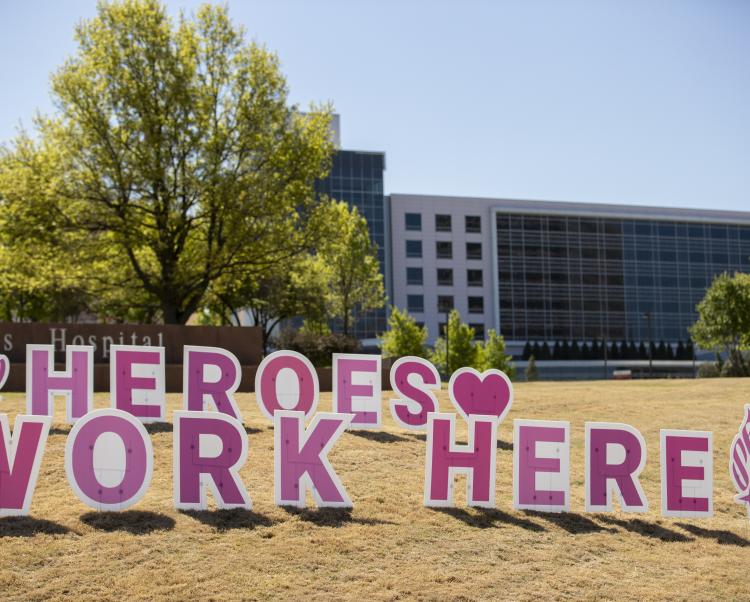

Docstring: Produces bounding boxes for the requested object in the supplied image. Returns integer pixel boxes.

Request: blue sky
[1,0,748,210]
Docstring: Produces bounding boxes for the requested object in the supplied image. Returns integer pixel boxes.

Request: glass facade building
[495,212,750,344]
[390,193,750,358]
[316,149,388,340]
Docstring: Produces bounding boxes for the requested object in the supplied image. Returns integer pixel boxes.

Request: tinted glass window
[405,213,421,231]
[469,323,485,340]
[437,295,454,312]
[435,214,452,232]
[465,215,481,233]
[468,296,484,313]
[406,240,422,258]
[406,267,423,285]
[407,295,424,313]
[467,269,483,287]
[466,242,482,260]
[437,268,453,286]
[436,241,453,259]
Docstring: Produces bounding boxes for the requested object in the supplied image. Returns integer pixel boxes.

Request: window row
[405,213,482,233]
[495,215,750,241]
[406,240,482,260]
[406,295,485,314]
[406,267,483,287]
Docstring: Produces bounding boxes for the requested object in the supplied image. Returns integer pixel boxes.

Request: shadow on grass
[0,516,73,537]
[144,422,172,434]
[81,510,175,534]
[434,507,545,532]
[348,431,410,444]
[180,508,276,531]
[524,511,616,534]
[676,523,750,547]
[406,433,511,450]
[282,506,396,527]
[49,427,72,436]
[244,426,265,435]
[596,516,693,542]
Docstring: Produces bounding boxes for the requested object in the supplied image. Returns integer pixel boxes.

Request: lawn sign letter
[0,344,736,523]
[730,405,750,517]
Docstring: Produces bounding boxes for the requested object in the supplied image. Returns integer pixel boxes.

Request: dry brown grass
[1,379,750,601]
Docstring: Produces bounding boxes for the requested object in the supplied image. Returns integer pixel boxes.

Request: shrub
[430,310,478,375]
[721,355,749,377]
[697,362,720,378]
[525,355,539,381]
[380,306,429,359]
[476,329,515,379]
[274,329,360,367]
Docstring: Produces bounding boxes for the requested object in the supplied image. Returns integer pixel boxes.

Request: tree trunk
[161,302,188,325]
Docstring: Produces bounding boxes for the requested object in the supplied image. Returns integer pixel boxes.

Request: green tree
[476,329,515,378]
[0,0,334,323]
[380,306,429,359]
[431,309,478,374]
[314,201,385,335]
[0,132,94,321]
[690,272,750,376]
[525,355,539,381]
[205,252,329,354]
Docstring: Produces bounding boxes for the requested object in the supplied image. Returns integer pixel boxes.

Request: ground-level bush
[697,362,720,378]
[274,329,360,366]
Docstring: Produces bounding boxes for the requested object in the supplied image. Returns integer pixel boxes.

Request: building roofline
[389,193,750,225]
[339,149,386,156]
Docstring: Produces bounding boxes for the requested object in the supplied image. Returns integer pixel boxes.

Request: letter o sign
[255,350,319,422]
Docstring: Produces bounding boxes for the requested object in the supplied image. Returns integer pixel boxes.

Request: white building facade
[389,194,496,344]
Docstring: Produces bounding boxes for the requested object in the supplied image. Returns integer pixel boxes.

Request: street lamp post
[603,333,608,380]
[643,311,653,378]
[691,337,696,378]
[445,309,450,377]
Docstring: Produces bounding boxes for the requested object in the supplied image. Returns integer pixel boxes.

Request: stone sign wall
[0,322,263,391]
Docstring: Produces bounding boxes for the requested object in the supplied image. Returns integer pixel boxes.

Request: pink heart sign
[448,368,513,422]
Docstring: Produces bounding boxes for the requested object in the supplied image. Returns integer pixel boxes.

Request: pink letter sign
[333,353,382,429]
[513,419,570,512]
[730,405,750,516]
[585,422,648,512]
[424,413,498,508]
[448,368,513,423]
[26,344,93,424]
[274,410,353,508]
[389,356,440,430]
[173,411,251,510]
[183,346,242,420]
[110,345,166,422]
[660,429,713,518]
[65,409,153,511]
[255,351,319,422]
[0,414,51,516]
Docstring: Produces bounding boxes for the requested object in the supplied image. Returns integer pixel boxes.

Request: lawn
[1,378,749,601]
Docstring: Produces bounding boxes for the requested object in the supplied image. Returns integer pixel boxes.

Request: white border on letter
[512,419,570,513]
[389,356,441,431]
[585,421,648,513]
[660,429,713,518]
